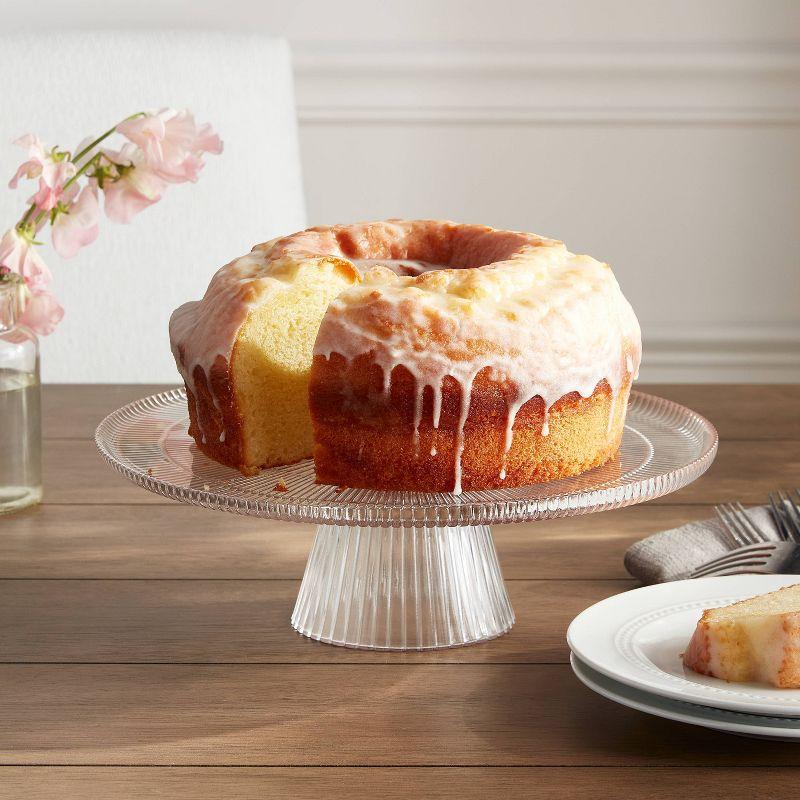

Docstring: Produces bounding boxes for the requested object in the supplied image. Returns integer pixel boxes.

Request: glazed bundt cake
[169,219,641,493]
[683,584,800,688]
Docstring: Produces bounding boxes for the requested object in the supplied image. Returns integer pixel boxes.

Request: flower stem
[62,153,102,192]
[19,204,36,227]
[71,111,145,166]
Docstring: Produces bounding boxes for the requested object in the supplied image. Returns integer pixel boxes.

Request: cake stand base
[291,524,515,650]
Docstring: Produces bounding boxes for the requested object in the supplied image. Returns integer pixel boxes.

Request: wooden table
[2,384,800,798]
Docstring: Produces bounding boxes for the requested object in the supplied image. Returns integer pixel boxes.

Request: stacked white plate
[567,574,800,740]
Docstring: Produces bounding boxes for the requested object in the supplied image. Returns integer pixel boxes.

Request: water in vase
[0,369,42,513]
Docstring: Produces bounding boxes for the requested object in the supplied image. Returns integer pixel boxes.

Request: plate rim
[567,574,800,717]
[571,653,800,738]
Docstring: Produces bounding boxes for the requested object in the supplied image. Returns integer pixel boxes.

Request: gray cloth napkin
[624,506,780,585]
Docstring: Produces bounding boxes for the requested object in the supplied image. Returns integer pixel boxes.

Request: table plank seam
[2,764,797,769]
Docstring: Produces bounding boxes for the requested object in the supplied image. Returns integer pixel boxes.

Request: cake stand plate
[96,390,717,651]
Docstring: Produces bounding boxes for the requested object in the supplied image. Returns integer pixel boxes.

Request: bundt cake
[683,584,800,688]
[169,219,641,493]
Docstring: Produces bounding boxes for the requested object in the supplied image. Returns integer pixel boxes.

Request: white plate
[571,653,800,740]
[567,574,800,717]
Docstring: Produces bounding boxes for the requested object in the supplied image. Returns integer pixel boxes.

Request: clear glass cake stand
[95,389,717,651]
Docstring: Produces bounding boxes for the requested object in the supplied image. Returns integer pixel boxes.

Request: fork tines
[768,490,800,543]
[715,502,769,547]
[692,491,800,579]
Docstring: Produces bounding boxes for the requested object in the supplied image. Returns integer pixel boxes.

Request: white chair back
[0,31,306,382]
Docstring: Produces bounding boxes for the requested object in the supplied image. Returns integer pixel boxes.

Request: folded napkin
[624,506,780,585]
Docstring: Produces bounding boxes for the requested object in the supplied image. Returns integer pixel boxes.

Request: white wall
[3,0,799,382]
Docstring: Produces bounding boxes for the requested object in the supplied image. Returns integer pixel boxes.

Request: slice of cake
[170,252,360,473]
[683,584,800,688]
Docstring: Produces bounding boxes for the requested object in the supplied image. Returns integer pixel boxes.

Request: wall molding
[294,42,800,74]
[293,42,800,125]
[641,324,800,382]
[296,106,800,125]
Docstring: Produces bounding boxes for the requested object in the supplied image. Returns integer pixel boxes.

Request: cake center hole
[352,259,444,277]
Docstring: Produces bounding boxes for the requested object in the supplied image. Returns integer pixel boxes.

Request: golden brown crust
[778,615,800,688]
[682,617,713,677]
[178,350,251,475]
[309,352,632,492]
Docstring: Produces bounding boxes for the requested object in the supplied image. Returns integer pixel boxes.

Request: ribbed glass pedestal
[291,524,514,650]
[96,389,718,652]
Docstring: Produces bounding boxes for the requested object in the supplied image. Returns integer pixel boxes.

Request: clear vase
[0,281,42,514]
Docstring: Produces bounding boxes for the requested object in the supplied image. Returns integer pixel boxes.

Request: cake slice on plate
[683,583,800,688]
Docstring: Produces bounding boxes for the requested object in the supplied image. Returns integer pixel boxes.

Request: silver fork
[714,501,771,547]
[690,541,800,578]
[768,489,800,543]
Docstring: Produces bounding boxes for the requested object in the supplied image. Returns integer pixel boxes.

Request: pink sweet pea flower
[9,134,77,212]
[0,228,52,290]
[8,134,48,188]
[52,185,100,259]
[101,143,166,223]
[30,158,77,212]
[117,109,222,184]
[19,287,64,336]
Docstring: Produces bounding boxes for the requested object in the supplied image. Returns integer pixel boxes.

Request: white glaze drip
[500,393,524,482]
[453,371,478,495]
[381,365,392,400]
[431,381,443,429]
[412,384,424,455]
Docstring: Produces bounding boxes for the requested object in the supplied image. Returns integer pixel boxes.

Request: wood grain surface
[2,384,799,799]
[3,767,799,800]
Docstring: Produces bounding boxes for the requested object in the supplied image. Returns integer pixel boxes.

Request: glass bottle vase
[0,281,42,514]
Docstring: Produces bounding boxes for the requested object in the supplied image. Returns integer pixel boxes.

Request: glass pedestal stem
[291,524,514,650]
